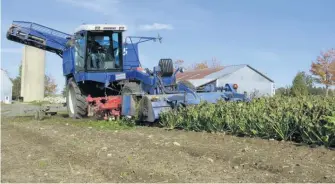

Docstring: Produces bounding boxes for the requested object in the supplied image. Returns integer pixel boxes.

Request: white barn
[1,69,13,104]
[176,64,275,98]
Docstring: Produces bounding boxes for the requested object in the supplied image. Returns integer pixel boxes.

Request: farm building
[176,64,275,98]
[1,69,13,104]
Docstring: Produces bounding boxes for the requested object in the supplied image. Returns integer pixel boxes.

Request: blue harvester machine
[6,21,249,122]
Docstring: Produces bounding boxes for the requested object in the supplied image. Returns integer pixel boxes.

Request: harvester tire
[159,59,174,77]
[138,96,154,122]
[66,78,88,119]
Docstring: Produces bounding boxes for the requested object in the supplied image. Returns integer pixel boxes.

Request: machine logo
[123,48,128,56]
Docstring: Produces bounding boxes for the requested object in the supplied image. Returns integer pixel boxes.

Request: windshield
[86,31,122,71]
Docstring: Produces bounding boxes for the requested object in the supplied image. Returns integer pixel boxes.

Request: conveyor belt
[6,21,72,57]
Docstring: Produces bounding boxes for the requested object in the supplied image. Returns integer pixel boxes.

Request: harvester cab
[6,21,250,122]
[70,24,126,72]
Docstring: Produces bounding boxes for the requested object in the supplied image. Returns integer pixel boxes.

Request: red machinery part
[86,95,122,120]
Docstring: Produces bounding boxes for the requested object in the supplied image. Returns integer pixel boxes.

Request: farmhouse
[176,64,275,97]
[1,69,13,104]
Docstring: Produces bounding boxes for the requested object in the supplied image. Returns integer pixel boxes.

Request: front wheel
[66,78,88,119]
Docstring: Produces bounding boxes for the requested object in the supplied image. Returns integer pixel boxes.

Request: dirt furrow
[1,118,335,183]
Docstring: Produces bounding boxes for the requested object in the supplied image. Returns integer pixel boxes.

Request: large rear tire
[66,78,88,119]
[159,59,174,77]
[138,96,155,122]
[120,82,142,120]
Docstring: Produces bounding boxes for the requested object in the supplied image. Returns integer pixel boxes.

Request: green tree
[291,71,309,96]
[61,84,67,97]
[310,48,335,96]
[275,86,291,96]
[44,75,58,96]
[301,71,314,88]
[309,86,335,96]
[11,65,22,100]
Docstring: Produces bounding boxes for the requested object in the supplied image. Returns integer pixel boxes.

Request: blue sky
[1,0,335,93]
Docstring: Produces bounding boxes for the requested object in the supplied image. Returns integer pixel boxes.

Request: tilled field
[1,115,335,183]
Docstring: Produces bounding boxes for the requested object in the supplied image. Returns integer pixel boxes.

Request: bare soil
[1,115,335,183]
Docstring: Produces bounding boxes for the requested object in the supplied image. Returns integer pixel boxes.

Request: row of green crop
[159,95,335,147]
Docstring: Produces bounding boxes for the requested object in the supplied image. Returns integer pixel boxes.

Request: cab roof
[74,24,127,33]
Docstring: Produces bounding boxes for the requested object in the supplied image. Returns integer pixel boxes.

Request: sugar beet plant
[159,95,335,147]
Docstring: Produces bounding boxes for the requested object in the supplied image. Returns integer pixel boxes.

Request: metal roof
[176,64,274,86]
[176,66,224,80]
[245,64,274,83]
[204,64,246,79]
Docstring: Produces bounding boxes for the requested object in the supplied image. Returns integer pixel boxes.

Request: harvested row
[159,95,335,147]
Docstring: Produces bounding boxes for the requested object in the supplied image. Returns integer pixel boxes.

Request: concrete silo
[21,45,45,102]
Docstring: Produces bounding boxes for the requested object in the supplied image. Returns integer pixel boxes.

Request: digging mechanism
[6,21,249,122]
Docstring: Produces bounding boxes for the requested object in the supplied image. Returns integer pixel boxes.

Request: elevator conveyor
[6,21,71,58]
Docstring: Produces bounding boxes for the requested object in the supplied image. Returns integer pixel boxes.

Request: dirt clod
[242,147,249,152]
[173,142,180,146]
[207,158,214,163]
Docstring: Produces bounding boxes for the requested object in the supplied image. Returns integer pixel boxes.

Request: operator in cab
[87,34,119,70]
[87,36,104,69]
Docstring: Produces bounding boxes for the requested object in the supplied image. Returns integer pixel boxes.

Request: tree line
[276,48,335,97]
[276,71,335,97]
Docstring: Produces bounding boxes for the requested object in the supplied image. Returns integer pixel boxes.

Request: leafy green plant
[159,95,335,148]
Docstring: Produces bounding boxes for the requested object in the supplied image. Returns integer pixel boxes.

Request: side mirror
[179,67,185,73]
